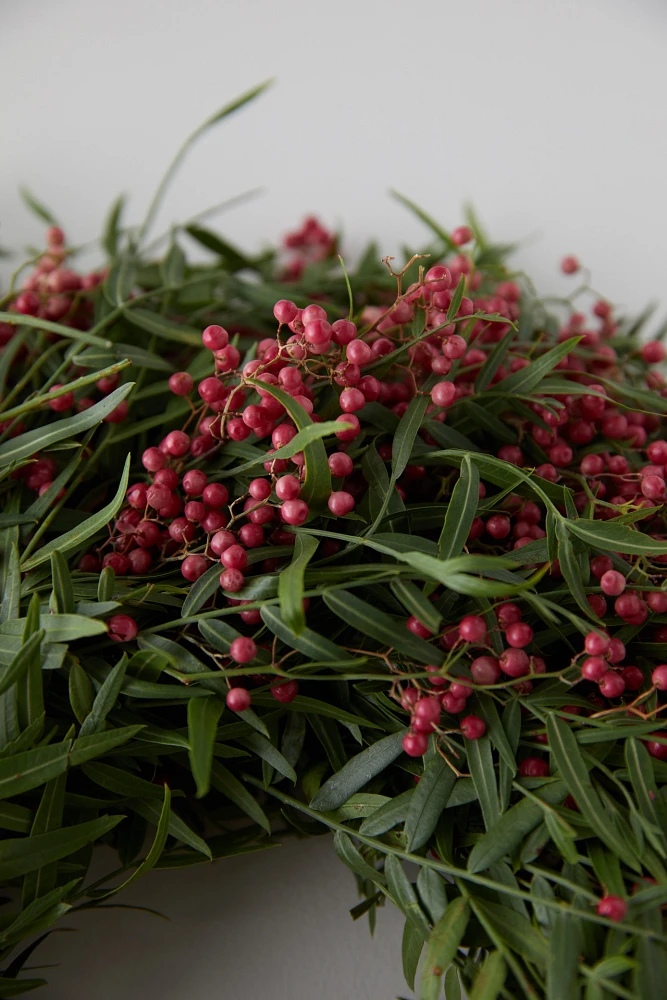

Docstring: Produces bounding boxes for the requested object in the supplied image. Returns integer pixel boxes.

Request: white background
[2,1,667,997]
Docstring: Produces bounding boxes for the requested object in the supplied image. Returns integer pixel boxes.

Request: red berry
[561,256,580,275]
[646,737,667,760]
[505,622,533,648]
[107,614,138,643]
[182,470,207,496]
[219,568,245,592]
[328,491,355,515]
[274,300,298,325]
[431,381,457,408]
[496,603,522,629]
[596,895,627,922]
[652,664,667,690]
[621,666,644,691]
[460,715,486,739]
[181,555,208,581]
[229,637,256,663]
[599,672,626,698]
[600,570,626,596]
[458,615,487,644]
[486,515,511,540]
[48,385,74,412]
[202,325,228,351]
[271,680,299,703]
[226,687,251,712]
[280,499,309,525]
[470,656,501,685]
[169,372,194,396]
[499,648,530,677]
[402,732,428,757]
[202,483,229,508]
[581,656,609,682]
[584,631,610,656]
[518,757,549,778]
[220,544,248,571]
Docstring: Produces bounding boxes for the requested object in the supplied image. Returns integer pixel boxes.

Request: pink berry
[425,265,452,290]
[470,656,501,685]
[505,622,533,648]
[48,385,74,412]
[181,555,208,582]
[203,483,229,508]
[346,340,372,366]
[274,300,298,325]
[441,693,467,715]
[642,341,666,364]
[335,413,360,442]
[652,664,667,690]
[226,687,251,712]
[431,381,457,408]
[581,657,609,682]
[451,227,473,246]
[332,319,357,345]
[182,470,207,496]
[599,672,626,698]
[248,478,272,501]
[460,715,486,740]
[164,430,190,456]
[229,636,256,663]
[584,631,610,656]
[280,499,309,526]
[202,325,228,351]
[519,757,550,778]
[271,680,299,703]
[328,491,355,516]
[221,545,248,571]
[458,615,487,644]
[402,732,428,757]
[198,377,226,404]
[561,256,580,275]
[621,666,644,691]
[499,648,530,677]
[600,570,626,597]
[107,614,138,643]
[647,591,667,613]
[220,568,245,592]
[486,515,511,540]
[169,372,194,396]
[596,896,627,922]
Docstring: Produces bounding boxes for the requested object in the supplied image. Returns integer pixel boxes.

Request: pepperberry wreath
[0,84,667,999]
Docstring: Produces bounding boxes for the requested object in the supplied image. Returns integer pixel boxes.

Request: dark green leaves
[0,816,123,881]
[438,454,479,561]
[419,898,470,1000]
[310,731,406,811]
[323,589,443,665]
[188,697,225,797]
[278,533,318,634]
[405,751,456,851]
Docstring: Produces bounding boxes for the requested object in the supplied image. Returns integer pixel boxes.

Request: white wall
[2,1,667,997]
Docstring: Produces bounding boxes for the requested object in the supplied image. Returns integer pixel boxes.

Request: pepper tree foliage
[1,90,667,1000]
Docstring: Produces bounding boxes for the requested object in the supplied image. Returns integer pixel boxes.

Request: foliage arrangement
[1,83,667,999]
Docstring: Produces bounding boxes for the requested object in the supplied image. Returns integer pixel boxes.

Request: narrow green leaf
[278,533,318,634]
[21,771,67,906]
[547,714,640,870]
[82,762,166,799]
[79,658,127,737]
[438,454,480,561]
[188,696,225,797]
[467,736,500,830]
[333,830,386,884]
[405,752,456,851]
[0,384,133,469]
[0,631,44,698]
[468,780,567,872]
[21,454,131,571]
[384,855,431,937]
[20,188,58,225]
[0,815,123,881]
[129,797,210,857]
[310,731,406,811]
[210,760,270,834]
[419,898,470,1000]
[469,951,507,1000]
[557,521,598,621]
[569,518,667,557]
[546,912,582,1000]
[359,788,414,836]
[238,732,296,783]
[50,550,74,615]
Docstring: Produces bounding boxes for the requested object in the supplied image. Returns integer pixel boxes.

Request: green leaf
[0,542,20,626]
[625,738,665,852]
[210,760,271,834]
[323,589,442,666]
[278,533,318,634]
[107,785,172,896]
[0,614,106,642]
[21,772,67,906]
[392,388,432,482]
[79,658,127,737]
[68,661,95,724]
[238,731,296,783]
[188,696,225,797]
[403,918,425,992]
[220,421,348,480]
[0,311,112,350]
[416,867,448,924]
[546,912,582,1000]
[447,275,466,322]
[467,780,567,873]
[467,736,500,831]
[568,517,667,557]
[129,797,210,857]
[0,741,71,801]
[20,188,58,226]
[0,631,44,698]
[419,898,470,1000]
[469,951,507,1000]
[82,762,166,799]
[405,752,456,851]
[438,454,479,561]
[546,714,640,871]
[491,337,581,398]
[0,384,133,470]
[557,520,598,621]
[310,730,406,811]
[104,256,136,306]
[0,815,123,881]
[333,830,385,884]
[390,580,442,634]
[125,308,201,347]
[102,194,125,257]
[359,788,414,836]
[390,190,454,251]
[68,725,144,767]
[181,563,221,617]
[50,550,74,615]
[384,855,431,937]
[21,454,131,571]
